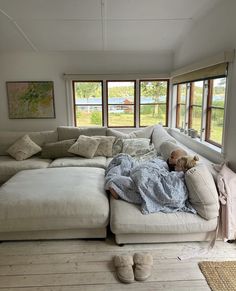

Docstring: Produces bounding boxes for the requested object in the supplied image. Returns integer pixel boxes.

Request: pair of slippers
[114,253,153,284]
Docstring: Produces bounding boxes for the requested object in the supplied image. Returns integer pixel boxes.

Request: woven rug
[199,261,236,291]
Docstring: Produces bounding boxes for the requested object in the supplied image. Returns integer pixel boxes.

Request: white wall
[174,0,236,171]
[0,51,172,131]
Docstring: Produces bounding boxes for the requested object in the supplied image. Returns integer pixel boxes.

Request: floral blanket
[105,153,196,214]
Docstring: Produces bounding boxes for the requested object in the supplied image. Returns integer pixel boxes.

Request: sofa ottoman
[0,167,109,240]
[110,198,218,244]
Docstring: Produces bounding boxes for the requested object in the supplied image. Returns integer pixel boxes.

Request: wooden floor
[0,234,235,291]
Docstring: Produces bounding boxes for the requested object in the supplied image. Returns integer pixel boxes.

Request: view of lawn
[74,79,225,146]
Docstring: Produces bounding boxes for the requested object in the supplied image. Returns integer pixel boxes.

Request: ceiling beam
[101,0,107,51]
[0,8,38,52]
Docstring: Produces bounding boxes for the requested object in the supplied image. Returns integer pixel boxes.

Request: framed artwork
[6,81,55,119]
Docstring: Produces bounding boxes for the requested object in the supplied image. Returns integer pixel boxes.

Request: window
[72,77,169,128]
[189,81,204,134]
[73,81,103,126]
[139,80,169,126]
[206,78,226,146]
[176,83,187,129]
[107,81,135,127]
[175,77,227,147]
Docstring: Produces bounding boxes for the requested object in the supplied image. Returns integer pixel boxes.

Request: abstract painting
[6,81,55,119]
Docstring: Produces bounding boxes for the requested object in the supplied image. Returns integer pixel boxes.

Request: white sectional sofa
[0,125,219,243]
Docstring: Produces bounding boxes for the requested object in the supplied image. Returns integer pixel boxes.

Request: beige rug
[199,261,236,291]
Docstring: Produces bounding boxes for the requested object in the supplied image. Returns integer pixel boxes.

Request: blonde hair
[176,155,199,172]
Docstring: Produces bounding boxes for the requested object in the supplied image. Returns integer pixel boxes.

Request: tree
[141,81,167,117]
[91,111,102,125]
[75,83,101,102]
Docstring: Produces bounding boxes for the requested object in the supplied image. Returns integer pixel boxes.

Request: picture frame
[6,81,56,119]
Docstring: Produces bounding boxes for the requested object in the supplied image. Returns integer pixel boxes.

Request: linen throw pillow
[68,135,100,158]
[7,134,42,161]
[185,164,219,220]
[122,138,153,156]
[41,139,76,159]
[94,136,116,157]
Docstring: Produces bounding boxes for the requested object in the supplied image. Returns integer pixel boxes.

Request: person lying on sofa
[105,153,198,215]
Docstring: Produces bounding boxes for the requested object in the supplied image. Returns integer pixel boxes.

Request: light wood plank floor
[0,234,235,291]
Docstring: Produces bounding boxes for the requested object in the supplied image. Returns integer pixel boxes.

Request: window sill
[168,128,224,164]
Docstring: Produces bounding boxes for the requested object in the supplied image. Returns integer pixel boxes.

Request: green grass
[76,110,223,146]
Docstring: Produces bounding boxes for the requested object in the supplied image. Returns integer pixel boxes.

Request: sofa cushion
[49,157,107,169]
[0,167,109,232]
[110,198,217,234]
[57,126,107,141]
[159,141,187,161]
[152,125,177,153]
[41,139,76,159]
[122,138,153,156]
[68,135,100,158]
[0,130,58,156]
[0,156,51,185]
[7,135,42,161]
[94,136,116,157]
[185,164,219,220]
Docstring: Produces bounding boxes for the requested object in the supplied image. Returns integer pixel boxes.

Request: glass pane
[74,82,102,104]
[75,106,103,126]
[192,81,203,105]
[108,105,134,127]
[140,104,166,126]
[209,108,224,145]
[177,104,186,128]
[191,106,202,134]
[179,84,187,103]
[107,81,135,104]
[140,81,168,104]
[212,78,226,107]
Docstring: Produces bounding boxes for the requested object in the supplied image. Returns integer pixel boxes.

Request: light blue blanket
[105,154,196,215]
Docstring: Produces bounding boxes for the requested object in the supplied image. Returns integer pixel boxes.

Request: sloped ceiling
[0,0,221,52]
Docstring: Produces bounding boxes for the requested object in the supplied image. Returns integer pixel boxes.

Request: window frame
[176,83,187,129]
[205,79,225,147]
[72,80,104,127]
[188,81,204,136]
[175,76,226,148]
[106,80,136,128]
[139,79,169,127]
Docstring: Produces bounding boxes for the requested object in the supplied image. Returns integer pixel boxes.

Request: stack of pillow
[6,132,155,161]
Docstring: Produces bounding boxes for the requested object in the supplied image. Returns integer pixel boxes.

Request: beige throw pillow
[185,164,219,220]
[7,134,42,161]
[94,136,116,157]
[68,135,100,158]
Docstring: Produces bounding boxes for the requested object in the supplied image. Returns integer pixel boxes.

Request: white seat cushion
[110,198,217,235]
[49,157,107,169]
[0,167,109,232]
[0,156,51,185]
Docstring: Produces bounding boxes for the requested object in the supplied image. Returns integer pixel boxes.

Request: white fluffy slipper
[113,255,134,284]
[133,252,153,281]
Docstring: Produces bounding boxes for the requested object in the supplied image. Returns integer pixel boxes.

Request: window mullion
[102,80,107,127]
[185,83,191,131]
[136,80,140,128]
[201,80,208,141]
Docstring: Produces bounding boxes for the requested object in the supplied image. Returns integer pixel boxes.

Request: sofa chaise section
[0,167,109,240]
[110,198,218,244]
